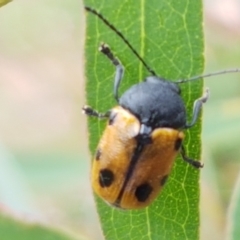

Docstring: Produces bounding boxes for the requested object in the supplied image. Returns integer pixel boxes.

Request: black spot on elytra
[95,149,101,161]
[174,138,182,151]
[99,169,114,187]
[160,175,169,186]
[135,183,153,202]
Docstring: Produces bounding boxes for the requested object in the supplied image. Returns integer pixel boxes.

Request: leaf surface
[84,0,204,239]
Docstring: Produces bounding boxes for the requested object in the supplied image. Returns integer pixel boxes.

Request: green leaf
[0,210,77,240]
[226,172,240,240]
[84,0,204,239]
[0,0,11,8]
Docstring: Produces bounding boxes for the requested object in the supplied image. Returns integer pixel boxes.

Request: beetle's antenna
[176,69,240,84]
[85,6,156,76]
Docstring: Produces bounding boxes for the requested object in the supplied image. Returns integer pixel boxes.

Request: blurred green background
[202,0,240,239]
[0,0,100,239]
[0,0,239,240]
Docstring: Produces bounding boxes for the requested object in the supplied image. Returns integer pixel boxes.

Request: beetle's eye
[108,111,117,125]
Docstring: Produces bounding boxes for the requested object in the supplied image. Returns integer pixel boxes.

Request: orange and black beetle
[83,6,238,209]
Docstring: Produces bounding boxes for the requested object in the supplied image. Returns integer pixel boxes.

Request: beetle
[83,6,240,209]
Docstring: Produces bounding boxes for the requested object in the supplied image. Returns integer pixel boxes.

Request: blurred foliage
[226,173,240,240]
[0,0,11,8]
[201,0,240,239]
[0,0,100,239]
[0,211,76,240]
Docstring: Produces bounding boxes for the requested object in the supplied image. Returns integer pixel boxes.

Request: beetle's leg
[180,146,203,168]
[185,88,210,128]
[99,43,124,102]
[82,105,110,119]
